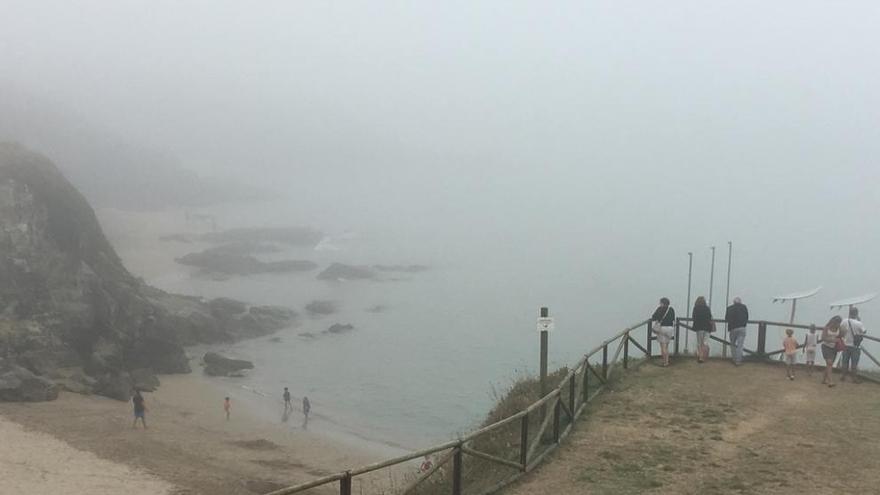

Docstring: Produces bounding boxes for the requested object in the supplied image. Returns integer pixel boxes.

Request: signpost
[538,307,551,404]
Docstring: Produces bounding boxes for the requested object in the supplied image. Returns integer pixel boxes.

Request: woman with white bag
[651,297,676,367]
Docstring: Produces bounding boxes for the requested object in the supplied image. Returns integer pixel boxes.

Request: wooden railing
[268,315,876,495]
[267,318,654,495]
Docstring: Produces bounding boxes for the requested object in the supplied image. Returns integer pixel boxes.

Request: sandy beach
[0,370,396,495]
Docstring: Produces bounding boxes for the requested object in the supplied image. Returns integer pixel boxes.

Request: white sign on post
[537,317,554,332]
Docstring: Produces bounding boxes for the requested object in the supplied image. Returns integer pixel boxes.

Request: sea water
[106,195,818,454]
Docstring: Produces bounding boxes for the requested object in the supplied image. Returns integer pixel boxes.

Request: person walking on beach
[224,397,231,421]
[821,316,843,387]
[132,390,148,429]
[840,307,866,383]
[803,325,819,376]
[692,296,713,363]
[651,297,675,367]
[725,297,749,366]
[783,329,798,380]
[283,387,292,412]
[302,396,311,428]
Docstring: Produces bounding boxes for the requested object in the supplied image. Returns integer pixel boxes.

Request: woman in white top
[820,316,843,387]
[803,325,819,375]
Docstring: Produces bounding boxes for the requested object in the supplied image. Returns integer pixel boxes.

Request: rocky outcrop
[305,300,337,316]
[317,263,377,281]
[0,360,59,401]
[203,352,254,377]
[0,143,295,401]
[176,247,317,276]
[325,323,354,334]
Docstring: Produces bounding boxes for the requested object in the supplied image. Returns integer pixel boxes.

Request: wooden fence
[268,315,876,495]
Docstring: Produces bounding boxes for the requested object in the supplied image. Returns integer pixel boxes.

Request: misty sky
[2,1,879,322]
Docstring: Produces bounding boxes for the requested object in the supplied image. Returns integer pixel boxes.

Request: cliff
[0,143,293,400]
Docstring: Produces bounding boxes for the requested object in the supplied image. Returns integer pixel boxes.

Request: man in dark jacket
[725,297,749,366]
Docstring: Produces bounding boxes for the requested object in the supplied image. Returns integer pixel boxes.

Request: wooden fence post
[757,321,767,356]
[582,362,590,402]
[646,321,653,357]
[674,320,680,356]
[520,414,529,469]
[552,400,561,443]
[623,332,630,369]
[569,374,576,417]
[602,344,608,380]
[340,472,351,495]
[452,446,463,495]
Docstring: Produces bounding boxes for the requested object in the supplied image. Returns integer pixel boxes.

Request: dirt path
[504,360,880,495]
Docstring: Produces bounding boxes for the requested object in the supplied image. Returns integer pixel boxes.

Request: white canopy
[772,286,822,303]
[829,293,878,309]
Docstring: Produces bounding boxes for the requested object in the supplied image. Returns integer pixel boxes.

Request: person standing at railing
[783,329,799,380]
[821,316,843,387]
[840,307,866,384]
[651,297,676,367]
[692,296,714,363]
[803,325,819,376]
[725,297,749,367]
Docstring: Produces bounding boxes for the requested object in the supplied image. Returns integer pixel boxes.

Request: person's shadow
[281,408,291,423]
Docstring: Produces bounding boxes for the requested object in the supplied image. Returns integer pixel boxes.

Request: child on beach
[803,325,818,375]
[783,329,798,380]
[224,397,231,421]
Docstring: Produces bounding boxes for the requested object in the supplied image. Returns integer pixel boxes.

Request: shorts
[655,326,674,345]
[805,348,816,362]
[784,353,797,365]
[696,331,709,348]
[134,410,145,419]
[821,345,837,362]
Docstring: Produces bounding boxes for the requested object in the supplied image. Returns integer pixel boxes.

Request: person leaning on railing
[725,297,749,367]
[651,297,676,367]
[821,316,844,388]
[692,296,713,364]
[840,307,867,384]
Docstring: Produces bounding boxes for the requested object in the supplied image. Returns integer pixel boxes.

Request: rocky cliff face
[0,143,294,400]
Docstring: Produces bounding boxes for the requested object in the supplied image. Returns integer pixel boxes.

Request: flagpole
[723,241,732,358]
[686,252,693,353]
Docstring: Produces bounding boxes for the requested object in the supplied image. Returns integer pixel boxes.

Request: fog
[2,1,879,443]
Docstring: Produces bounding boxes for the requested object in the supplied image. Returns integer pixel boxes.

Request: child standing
[783,328,799,380]
[224,397,231,421]
[803,325,818,376]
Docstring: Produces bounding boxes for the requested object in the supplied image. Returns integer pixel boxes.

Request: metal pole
[539,307,549,420]
[685,252,693,353]
[709,246,716,309]
[723,241,732,358]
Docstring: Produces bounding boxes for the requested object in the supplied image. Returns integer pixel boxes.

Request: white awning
[772,286,822,303]
[829,293,878,309]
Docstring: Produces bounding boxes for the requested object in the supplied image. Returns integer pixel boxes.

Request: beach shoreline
[0,366,406,495]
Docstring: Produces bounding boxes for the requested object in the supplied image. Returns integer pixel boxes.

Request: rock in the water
[209,297,248,316]
[176,248,317,276]
[325,323,354,334]
[365,304,387,313]
[203,352,254,377]
[305,300,337,316]
[0,360,59,401]
[316,263,377,281]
